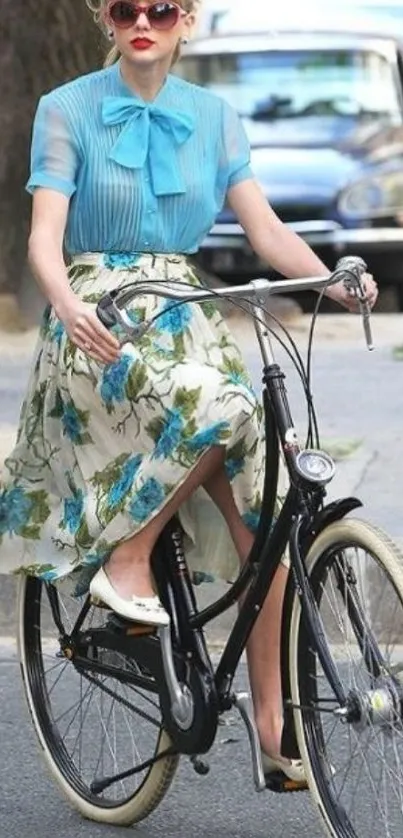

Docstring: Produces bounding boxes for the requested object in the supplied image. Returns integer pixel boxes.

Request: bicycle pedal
[264,771,308,794]
[126,624,156,637]
[106,612,156,635]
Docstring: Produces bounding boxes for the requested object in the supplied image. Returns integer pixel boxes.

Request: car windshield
[180,49,402,128]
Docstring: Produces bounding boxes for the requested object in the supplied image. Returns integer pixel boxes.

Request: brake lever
[96,294,150,342]
[335,256,374,351]
[358,296,374,351]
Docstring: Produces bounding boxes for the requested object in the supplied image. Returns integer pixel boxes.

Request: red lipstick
[130,38,155,50]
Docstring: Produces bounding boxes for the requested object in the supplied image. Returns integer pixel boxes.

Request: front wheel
[289,519,403,838]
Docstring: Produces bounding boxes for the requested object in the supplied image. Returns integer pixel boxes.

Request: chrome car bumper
[199,220,403,273]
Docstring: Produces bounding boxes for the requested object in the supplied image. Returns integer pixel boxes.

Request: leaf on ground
[392,345,403,361]
[322,438,363,461]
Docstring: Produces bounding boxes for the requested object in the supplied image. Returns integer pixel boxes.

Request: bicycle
[17,256,403,838]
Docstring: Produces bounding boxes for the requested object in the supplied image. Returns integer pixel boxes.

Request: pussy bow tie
[102,95,195,196]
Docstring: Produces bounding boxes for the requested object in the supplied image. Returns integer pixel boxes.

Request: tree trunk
[0,1,104,295]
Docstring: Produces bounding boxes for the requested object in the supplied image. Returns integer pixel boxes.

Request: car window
[211,3,403,35]
[180,49,402,123]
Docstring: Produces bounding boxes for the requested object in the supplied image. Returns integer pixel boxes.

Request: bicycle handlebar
[96,255,374,351]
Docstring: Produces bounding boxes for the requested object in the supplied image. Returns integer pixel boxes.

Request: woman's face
[103,1,194,66]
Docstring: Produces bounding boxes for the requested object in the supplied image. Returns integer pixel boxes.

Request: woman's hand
[325,272,378,312]
[57,297,121,364]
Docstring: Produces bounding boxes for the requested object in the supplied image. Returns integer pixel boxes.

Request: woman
[0,0,377,781]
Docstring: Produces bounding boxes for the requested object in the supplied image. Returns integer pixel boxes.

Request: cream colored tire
[17,575,179,825]
[289,519,403,838]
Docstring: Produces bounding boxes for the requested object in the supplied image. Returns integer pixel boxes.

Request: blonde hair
[85,0,199,67]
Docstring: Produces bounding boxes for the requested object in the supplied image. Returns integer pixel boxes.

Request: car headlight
[338,170,403,219]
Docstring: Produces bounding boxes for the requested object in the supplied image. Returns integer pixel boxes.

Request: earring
[107,29,114,40]
[180,36,189,44]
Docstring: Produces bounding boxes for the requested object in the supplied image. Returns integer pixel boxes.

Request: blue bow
[102,95,195,196]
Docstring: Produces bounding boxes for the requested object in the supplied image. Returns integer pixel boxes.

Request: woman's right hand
[57,296,121,365]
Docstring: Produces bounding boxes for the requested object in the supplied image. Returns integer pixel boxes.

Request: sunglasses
[107,1,186,30]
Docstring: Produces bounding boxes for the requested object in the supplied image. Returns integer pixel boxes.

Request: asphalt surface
[1,313,403,837]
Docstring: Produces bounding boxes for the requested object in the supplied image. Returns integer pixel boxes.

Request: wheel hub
[340,678,403,733]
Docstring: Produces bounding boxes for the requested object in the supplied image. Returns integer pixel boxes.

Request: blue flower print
[108,455,142,508]
[63,489,84,534]
[225,458,246,481]
[62,403,83,443]
[242,510,261,533]
[103,252,140,270]
[156,300,193,336]
[0,487,33,536]
[153,408,184,460]
[188,420,230,450]
[40,568,60,583]
[52,320,65,347]
[100,353,132,407]
[129,478,166,523]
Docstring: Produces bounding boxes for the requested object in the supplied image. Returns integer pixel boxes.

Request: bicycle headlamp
[296,449,335,485]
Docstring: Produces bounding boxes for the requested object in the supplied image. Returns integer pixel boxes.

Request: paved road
[1,650,395,838]
[1,315,403,836]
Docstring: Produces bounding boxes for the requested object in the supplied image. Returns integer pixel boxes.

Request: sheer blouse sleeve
[26,94,81,198]
[220,99,253,190]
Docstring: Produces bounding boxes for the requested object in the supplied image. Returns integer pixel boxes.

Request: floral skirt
[0,252,268,592]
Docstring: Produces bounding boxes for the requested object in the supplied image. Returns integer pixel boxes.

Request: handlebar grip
[96,294,117,329]
[335,255,367,277]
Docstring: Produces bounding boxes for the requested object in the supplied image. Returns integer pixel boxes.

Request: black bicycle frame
[51,290,381,722]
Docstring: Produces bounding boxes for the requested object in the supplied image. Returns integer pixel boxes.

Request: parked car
[180,27,403,304]
[210,2,403,38]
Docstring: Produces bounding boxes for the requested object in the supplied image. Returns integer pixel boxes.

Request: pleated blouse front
[26,61,252,256]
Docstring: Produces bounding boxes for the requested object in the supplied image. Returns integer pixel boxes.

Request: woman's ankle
[105,543,154,599]
[255,710,284,757]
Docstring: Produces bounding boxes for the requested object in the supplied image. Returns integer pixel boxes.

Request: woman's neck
[118,57,170,102]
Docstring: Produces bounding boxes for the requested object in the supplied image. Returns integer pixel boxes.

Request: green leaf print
[75,519,93,551]
[13,563,56,577]
[200,301,217,320]
[173,332,185,357]
[181,417,198,438]
[29,490,51,525]
[146,416,165,442]
[68,264,96,282]
[31,382,47,419]
[226,438,249,463]
[219,355,249,386]
[126,363,147,400]
[19,525,41,540]
[48,388,64,420]
[91,453,130,492]
[174,386,202,420]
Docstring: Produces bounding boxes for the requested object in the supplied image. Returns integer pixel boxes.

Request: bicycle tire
[17,575,179,825]
[289,518,403,838]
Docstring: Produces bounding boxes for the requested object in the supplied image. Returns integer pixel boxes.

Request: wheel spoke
[18,577,177,819]
[292,521,403,838]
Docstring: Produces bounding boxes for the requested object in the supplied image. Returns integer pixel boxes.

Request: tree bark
[0,1,104,294]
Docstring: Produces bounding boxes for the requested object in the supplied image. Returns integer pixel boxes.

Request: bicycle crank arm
[159,625,195,731]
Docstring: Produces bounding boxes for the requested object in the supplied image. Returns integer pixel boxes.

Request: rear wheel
[289,519,403,838]
[18,575,179,825]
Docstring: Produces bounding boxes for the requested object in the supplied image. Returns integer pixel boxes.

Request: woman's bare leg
[108,455,286,757]
[106,446,226,599]
[204,466,287,758]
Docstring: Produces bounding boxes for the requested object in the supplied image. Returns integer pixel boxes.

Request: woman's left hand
[325,272,378,312]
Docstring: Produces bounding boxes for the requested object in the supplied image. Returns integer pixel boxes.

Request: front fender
[304,496,363,553]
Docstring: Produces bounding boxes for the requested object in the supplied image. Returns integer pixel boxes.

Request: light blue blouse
[26,61,252,256]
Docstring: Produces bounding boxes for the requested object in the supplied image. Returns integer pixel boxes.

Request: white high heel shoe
[261,751,307,784]
[89,567,170,627]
